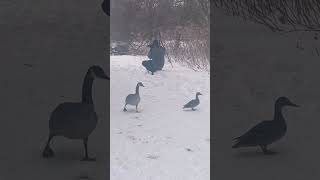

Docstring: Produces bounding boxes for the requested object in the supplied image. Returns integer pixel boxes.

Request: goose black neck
[135,84,140,95]
[82,70,94,104]
[196,94,199,100]
[273,104,284,121]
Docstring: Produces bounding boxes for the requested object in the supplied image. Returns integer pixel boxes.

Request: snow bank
[110,55,210,180]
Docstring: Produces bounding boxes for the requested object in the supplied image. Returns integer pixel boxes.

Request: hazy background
[213,2,320,179]
[0,0,109,179]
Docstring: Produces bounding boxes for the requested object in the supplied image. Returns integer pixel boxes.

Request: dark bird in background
[42,65,109,161]
[232,97,299,155]
[102,0,110,16]
[183,92,202,111]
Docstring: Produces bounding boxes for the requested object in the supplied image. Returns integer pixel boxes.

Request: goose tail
[232,137,241,148]
[232,143,239,148]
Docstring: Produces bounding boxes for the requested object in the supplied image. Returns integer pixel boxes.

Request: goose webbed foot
[123,106,127,112]
[43,135,54,158]
[192,108,196,111]
[82,137,95,161]
[42,145,54,158]
[261,146,277,155]
[263,150,277,155]
[81,156,96,161]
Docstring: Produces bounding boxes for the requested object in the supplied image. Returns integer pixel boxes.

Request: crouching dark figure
[142,40,165,75]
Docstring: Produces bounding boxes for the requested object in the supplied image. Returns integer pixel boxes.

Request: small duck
[183,92,202,110]
[232,97,299,155]
[123,82,144,112]
[42,65,109,161]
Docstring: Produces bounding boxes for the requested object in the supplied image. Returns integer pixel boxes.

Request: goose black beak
[289,103,299,107]
[101,74,110,80]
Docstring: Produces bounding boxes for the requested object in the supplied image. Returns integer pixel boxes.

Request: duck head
[137,82,145,87]
[89,65,110,80]
[196,92,202,96]
[276,97,299,108]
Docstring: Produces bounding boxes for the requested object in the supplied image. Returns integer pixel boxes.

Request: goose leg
[261,145,276,155]
[43,134,55,158]
[81,137,96,161]
[123,104,127,111]
[136,105,139,112]
[192,108,195,111]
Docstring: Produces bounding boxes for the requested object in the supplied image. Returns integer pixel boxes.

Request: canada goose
[232,97,299,155]
[123,82,144,112]
[42,65,109,161]
[183,92,202,110]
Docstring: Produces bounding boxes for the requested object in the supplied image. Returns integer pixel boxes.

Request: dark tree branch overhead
[213,0,320,33]
[102,0,110,16]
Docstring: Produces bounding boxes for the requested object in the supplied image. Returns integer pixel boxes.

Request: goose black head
[89,65,110,80]
[196,92,202,96]
[276,97,299,107]
[137,82,144,87]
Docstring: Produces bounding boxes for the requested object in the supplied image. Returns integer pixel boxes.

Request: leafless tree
[111,0,210,70]
[213,0,320,56]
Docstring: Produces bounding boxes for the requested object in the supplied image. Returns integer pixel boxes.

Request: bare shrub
[111,0,210,71]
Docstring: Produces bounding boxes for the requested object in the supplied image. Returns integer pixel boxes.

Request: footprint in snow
[147,155,159,160]
[127,135,136,141]
[186,148,193,152]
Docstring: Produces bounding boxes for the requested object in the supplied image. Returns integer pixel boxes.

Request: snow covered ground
[110,56,210,180]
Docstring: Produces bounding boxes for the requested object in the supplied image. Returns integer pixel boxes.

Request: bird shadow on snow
[38,146,91,162]
[232,147,288,159]
[183,109,201,112]
[48,150,85,162]
[122,109,143,113]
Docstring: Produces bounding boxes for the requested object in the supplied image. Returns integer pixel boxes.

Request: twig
[159,32,174,68]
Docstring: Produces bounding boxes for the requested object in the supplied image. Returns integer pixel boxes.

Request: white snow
[110,56,210,180]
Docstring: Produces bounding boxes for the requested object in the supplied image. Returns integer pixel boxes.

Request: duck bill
[289,102,299,107]
[101,74,110,80]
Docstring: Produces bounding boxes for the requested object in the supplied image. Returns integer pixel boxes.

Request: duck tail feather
[233,136,240,140]
[232,143,239,148]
